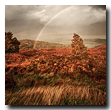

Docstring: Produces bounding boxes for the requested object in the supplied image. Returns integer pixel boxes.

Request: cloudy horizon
[5,5,106,41]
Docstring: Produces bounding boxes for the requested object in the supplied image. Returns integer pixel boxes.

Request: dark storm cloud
[5,18,43,33]
[89,5,106,10]
[5,5,46,39]
[5,5,50,26]
[5,5,106,40]
[5,5,71,39]
[5,5,45,20]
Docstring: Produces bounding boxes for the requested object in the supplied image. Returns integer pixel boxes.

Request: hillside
[84,38,106,44]
[5,43,106,105]
[77,21,106,35]
[19,39,71,50]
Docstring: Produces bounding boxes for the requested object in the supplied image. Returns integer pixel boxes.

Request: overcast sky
[5,5,106,40]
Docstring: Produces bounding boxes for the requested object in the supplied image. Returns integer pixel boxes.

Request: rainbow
[33,5,72,49]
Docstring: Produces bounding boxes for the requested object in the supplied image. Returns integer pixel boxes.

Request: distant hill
[77,21,106,35]
[19,39,34,50]
[84,38,106,44]
[19,39,71,50]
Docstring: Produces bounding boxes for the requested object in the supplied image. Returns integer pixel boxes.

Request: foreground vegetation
[5,33,106,105]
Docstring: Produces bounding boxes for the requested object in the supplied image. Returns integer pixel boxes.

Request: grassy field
[5,44,106,105]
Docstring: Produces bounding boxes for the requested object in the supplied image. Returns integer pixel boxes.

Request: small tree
[71,33,88,58]
[5,31,20,53]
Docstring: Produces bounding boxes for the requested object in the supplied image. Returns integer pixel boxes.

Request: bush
[71,33,88,58]
[5,31,20,53]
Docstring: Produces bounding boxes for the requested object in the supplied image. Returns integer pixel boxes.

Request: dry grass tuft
[5,85,106,105]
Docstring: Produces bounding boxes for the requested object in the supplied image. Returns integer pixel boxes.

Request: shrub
[71,33,88,58]
[5,31,20,53]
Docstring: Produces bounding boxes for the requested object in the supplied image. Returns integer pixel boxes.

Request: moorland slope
[5,33,106,105]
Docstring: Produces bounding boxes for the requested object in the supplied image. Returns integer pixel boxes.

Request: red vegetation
[54,81,63,86]
[5,33,106,89]
[5,45,106,81]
